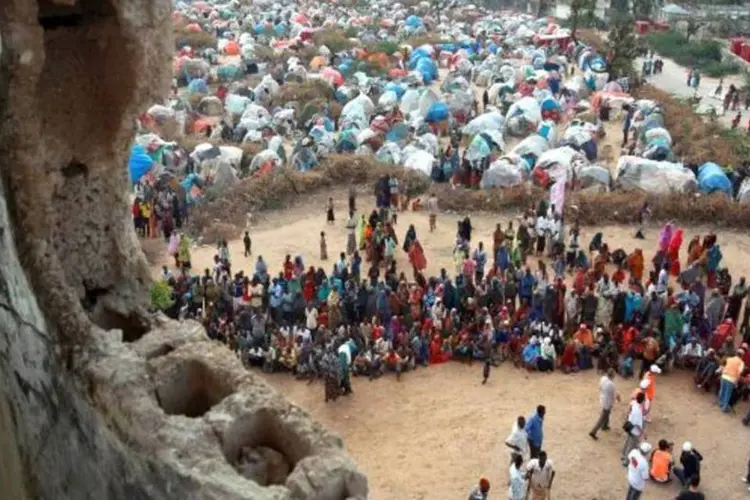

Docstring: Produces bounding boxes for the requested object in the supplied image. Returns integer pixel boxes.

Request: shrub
[372,41,401,55]
[150,280,175,311]
[174,29,218,51]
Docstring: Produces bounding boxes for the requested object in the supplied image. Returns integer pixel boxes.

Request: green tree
[631,0,653,20]
[569,0,596,39]
[606,14,640,79]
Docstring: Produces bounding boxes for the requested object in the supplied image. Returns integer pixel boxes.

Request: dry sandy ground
[151,189,750,500]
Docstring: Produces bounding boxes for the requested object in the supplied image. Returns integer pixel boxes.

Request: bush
[150,281,175,311]
[372,41,401,55]
[645,31,739,76]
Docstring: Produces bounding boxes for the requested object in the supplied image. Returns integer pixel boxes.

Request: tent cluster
[128,1,749,211]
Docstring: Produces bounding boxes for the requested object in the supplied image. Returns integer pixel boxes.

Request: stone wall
[0,1,367,498]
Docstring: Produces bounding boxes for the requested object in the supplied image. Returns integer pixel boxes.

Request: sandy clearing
[150,188,750,500]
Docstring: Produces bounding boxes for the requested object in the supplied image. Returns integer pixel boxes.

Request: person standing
[427,193,438,232]
[326,197,335,224]
[526,405,545,459]
[719,349,745,412]
[525,450,555,500]
[243,230,252,257]
[626,442,652,500]
[621,392,646,466]
[622,104,634,147]
[508,454,526,500]
[590,368,620,440]
[505,416,529,464]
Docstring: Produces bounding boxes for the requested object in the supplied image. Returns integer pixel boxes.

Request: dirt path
[636,56,746,129]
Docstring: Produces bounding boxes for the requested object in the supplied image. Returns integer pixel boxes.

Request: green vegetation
[372,41,400,55]
[645,31,741,77]
[149,280,174,312]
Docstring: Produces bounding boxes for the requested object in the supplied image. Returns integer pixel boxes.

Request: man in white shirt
[589,368,620,440]
[505,416,529,463]
[305,305,319,333]
[621,392,646,465]
[508,454,526,500]
[678,337,704,368]
[626,442,652,500]
[526,451,555,500]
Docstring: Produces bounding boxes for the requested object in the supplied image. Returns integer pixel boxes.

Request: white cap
[639,442,652,454]
[639,379,650,390]
[682,441,692,452]
[650,364,662,374]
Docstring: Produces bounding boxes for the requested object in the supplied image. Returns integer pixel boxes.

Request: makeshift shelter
[697,162,733,197]
[615,156,697,194]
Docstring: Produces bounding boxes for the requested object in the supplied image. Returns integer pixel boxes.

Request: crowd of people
[153,183,750,498]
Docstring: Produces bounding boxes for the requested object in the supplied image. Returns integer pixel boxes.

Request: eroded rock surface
[0,1,367,498]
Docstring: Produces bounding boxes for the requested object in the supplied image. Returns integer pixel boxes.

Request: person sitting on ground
[383,347,403,380]
[560,339,579,374]
[678,337,704,368]
[650,439,679,484]
[695,348,720,392]
[675,441,703,488]
[467,477,490,500]
[522,336,542,370]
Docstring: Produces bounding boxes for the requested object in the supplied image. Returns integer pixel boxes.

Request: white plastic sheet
[403,149,435,176]
[615,156,697,194]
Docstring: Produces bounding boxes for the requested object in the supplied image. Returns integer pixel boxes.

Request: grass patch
[645,31,741,77]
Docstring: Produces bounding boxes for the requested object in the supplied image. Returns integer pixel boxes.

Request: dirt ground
[150,189,750,500]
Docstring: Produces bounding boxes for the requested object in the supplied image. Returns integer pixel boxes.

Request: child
[482,358,491,385]
[320,231,328,261]
[326,197,335,224]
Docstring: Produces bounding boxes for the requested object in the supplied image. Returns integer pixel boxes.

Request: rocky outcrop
[0,1,367,498]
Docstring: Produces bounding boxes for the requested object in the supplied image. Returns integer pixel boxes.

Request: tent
[128,144,154,184]
[615,156,697,194]
[697,162,733,197]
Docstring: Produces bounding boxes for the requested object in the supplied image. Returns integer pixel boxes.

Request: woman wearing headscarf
[403,224,417,253]
[357,214,367,249]
[667,228,684,276]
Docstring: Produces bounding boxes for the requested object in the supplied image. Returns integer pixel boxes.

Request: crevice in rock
[145,344,174,360]
[60,161,88,179]
[82,286,148,342]
[38,0,117,30]
[221,410,308,486]
[155,359,235,418]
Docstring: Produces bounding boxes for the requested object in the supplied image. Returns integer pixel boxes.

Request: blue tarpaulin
[425,102,449,123]
[187,78,209,94]
[416,58,438,84]
[128,145,154,184]
[698,162,733,196]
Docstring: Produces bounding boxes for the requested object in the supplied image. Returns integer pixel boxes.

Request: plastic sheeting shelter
[697,162,733,197]
[128,144,154,184]
[615,156,697,194]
